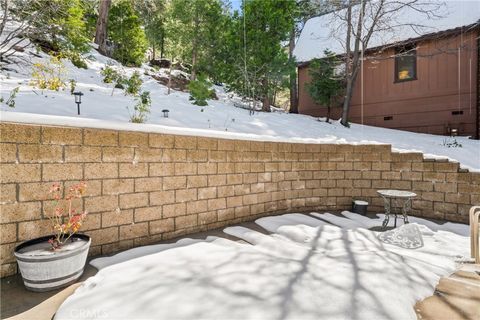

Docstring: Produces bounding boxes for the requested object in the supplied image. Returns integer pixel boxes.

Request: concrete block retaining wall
[1,122,479,277]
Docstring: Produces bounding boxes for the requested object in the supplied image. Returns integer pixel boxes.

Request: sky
[228,0,242,12]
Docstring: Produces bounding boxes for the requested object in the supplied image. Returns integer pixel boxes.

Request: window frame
[394,44,417,83]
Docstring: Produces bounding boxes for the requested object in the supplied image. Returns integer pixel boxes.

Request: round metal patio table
[377,190,417,229]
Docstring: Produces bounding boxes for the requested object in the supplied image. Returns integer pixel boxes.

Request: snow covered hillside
[1,46,479,170]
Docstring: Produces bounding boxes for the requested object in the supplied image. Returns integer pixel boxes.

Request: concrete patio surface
[1,214,478,320]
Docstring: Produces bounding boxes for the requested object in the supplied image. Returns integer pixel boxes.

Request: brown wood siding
[297,30,479,137]
[477,31,480,139]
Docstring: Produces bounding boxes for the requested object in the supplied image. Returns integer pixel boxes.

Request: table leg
[382,196,391,229]
[402,198,411,224]
[393,198,398,228]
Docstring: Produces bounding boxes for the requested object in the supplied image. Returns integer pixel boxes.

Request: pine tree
[81,0,99,39]
[108,0,148,66]
[306,50,343,123]
[221,0,295,112]
[167,0,224,80]
[134,0,166,60]
[5,0,90,55]
[62,0,90,54]
[288,0,332,113]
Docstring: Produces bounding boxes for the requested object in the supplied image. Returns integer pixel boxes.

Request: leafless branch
[323,0,451,126]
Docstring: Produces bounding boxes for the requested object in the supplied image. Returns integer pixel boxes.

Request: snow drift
[54,212,469,320]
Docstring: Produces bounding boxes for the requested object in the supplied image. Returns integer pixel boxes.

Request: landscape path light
[73,91,84,115]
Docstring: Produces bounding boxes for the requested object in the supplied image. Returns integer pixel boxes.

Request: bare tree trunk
[167,56,173,95]
[262,95,270,112]
[262,78,271,112]
[289,26,298,113]
[0,0,9,37]
[152,45,155,61]
[160,32,164,59]
[341,0,365,127]
[340,2,353,127]
[327,103,331,123]
[95,0,112,55]
[190,11,199,81]
[191,46,197,81]
[342,52,362,125]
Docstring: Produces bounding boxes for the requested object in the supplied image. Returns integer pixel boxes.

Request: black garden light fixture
[73,91,83,115]
[162,109,169,118]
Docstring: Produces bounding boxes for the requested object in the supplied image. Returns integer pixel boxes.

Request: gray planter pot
[14,234,91,292]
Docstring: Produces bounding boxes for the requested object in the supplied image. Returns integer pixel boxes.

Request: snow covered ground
[54,212,470,320]
[1,47,479,171]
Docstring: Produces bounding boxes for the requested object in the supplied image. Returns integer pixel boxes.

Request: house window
[395,45,417,82]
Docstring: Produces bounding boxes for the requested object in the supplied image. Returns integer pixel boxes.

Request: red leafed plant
[46,182,88,250]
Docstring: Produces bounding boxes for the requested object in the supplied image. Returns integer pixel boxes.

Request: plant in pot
[14,182,91,292]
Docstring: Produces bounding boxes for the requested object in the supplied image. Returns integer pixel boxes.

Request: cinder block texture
[1,122,478,277]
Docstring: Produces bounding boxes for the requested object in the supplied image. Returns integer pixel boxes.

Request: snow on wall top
[294,0,480,63]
